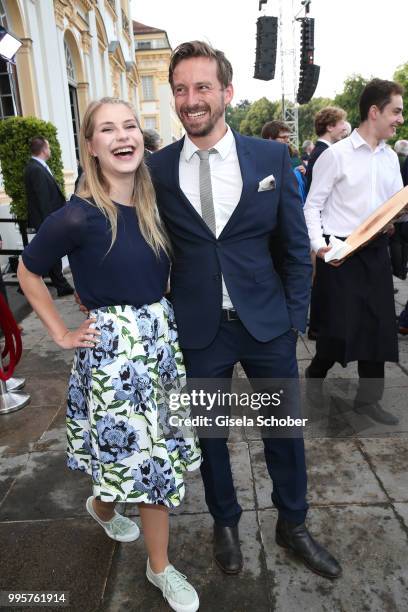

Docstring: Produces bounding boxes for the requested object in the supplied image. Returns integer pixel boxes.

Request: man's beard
[178,101,225,138]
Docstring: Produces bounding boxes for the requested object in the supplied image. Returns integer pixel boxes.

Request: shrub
[0,116,65,220]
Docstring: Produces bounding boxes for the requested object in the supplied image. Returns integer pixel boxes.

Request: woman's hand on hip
[55,318,100,349]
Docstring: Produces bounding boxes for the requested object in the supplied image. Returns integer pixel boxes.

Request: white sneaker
[86,496,140,542]
[146,558,199,612]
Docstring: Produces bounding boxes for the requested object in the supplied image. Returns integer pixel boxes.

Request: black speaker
[301,18,315,52]
[297,16,319,104]
[254,16,278,81]
[297,63,320,104]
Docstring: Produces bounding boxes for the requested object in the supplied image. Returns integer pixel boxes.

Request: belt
[222,309,239,321]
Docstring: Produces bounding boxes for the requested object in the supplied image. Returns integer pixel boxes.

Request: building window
[0,0,21,119]
[154,38,168,49]
[144,117,157,130]
[64,40,80,161]
[141,76,154,100]
[65,41,76,84]
[136,39,168,50]
[0,60,15,118]
[0,0,6,26]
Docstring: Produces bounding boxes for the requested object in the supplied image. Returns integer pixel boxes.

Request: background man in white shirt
[303,79,404,425]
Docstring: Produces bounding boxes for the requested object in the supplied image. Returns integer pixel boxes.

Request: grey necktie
[196,149,217,234]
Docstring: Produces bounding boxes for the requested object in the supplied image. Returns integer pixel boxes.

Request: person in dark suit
[24,137,73,296]
[402,154,408,186]
[301,139,314,163]
[397,151,408,333]
[306,107,348,340]
[148,40,341,580]
[305,106,348,195]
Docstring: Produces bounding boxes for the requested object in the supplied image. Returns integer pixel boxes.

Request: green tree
[334,74,369,129]
[226,99,251,132]
[0,116,65,221]
[239,97,280,137]
[298,96,334,144]
[393,62,408,141]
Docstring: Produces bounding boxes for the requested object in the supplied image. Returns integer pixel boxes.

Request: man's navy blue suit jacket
[147,130,312,350]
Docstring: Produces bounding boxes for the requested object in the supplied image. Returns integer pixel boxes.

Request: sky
[131,0,408,105]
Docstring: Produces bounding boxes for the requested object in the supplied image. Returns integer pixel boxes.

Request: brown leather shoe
[398,325,408,335]
[213,525,243,574]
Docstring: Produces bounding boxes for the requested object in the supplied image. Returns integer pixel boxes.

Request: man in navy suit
[148,41,341,579]
[24,137,73,296]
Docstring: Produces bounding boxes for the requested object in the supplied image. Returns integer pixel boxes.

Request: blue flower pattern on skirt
[66,298,201,506]
[132,458,177,503]
[96,415,141,463]
[111,359,153,408]
[67,371,88,420]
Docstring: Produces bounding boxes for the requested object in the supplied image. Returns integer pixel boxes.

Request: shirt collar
[317,138,331,147]
[32,156,47,167]
[182,125,234,162]
[351,129,386,152]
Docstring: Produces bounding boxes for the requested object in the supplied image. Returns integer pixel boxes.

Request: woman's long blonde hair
[77,97,169,256]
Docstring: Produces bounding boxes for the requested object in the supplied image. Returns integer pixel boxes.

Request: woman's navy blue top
[22,195,169,310]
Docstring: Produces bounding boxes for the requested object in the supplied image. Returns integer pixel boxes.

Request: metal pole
[0,351,30,415]
[279,0,299,149]
[6,376,26,391]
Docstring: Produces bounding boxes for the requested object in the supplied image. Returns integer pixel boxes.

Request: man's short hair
[261,120,289,140]
[30,136,47,156]
[314,107,347,137]
[395,140,408,156]
[168,40,233,90]
[302,139,313,151]
[359,78,404,122]
[143,129,161,152]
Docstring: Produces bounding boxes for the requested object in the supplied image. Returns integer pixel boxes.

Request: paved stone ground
[1,278,407,612]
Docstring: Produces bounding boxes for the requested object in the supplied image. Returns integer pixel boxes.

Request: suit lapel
[172,137,217,238]
[169,130,259,240]
[32,159,63,197]
[218,131,258,239]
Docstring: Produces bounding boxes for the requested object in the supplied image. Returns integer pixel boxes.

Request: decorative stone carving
[53,0,75,30]
[81,30,92,54]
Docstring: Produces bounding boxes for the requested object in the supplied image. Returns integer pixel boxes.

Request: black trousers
[307,357,385,404]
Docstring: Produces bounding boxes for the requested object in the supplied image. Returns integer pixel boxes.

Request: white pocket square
[258,175,276,192]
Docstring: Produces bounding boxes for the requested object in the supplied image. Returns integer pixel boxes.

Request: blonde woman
[17,98,201,612]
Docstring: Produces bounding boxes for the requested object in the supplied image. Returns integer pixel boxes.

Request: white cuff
[311,237,327,253]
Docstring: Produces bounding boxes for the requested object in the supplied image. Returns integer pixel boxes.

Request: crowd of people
[14,39,407,612]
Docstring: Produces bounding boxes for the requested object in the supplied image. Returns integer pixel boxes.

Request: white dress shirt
[179,125,243,309]
[304,129,403,253]
[32,156,52,175]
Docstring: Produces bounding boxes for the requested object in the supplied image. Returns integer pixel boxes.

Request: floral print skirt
[66,297,201,507]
